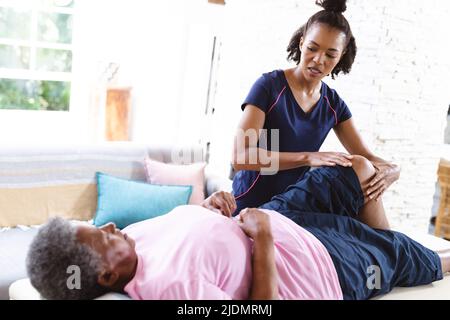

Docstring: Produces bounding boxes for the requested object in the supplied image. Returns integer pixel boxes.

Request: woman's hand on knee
[366,161,401,201]
[305,152,353,168]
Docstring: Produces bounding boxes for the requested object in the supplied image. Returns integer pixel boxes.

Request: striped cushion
[0,143,204,227]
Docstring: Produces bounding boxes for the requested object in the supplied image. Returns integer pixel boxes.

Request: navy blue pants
[260,166,443,300]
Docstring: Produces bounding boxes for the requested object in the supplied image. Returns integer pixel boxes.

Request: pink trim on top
[267,86,287,114]
[324,96,338,126]
[234,173,261,200]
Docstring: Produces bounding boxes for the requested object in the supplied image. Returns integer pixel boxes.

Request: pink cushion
[144,158,206,205]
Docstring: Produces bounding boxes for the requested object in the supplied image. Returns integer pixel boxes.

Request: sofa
[0,143,232,300]
[3,143,450,300]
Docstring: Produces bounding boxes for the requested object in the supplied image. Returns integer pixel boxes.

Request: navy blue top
[232,69,352,213]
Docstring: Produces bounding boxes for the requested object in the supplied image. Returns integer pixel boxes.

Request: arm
[232,105,308,171]
[232,105,353,172]
[334,118,401,199]
[237,208,279,300]
[250,232,278,300]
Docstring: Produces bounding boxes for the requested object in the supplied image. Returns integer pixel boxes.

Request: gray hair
[26,217,108,300]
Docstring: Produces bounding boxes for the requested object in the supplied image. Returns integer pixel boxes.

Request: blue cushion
[93,172,192,229]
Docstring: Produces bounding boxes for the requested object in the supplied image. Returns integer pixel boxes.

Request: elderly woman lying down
[27,161,449,300]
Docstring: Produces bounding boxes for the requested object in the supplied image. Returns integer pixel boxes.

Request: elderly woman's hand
[236,208,272,240]
[366,161,401,201]
[201,191,237,217]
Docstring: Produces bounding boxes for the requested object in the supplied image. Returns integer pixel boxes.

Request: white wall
[0,0,224,146]
[75,0,224,146]
[445,115,450,144]
[208,0,450,232]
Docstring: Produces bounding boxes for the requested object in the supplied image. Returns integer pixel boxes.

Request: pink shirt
[123,205,343,300]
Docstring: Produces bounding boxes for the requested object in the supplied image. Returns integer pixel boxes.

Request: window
[0,0,74,111]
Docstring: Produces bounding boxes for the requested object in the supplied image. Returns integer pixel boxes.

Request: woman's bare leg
[439,251,450,274]
[350,156,390,230]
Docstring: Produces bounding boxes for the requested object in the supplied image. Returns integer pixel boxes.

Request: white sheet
[373,230,450,300]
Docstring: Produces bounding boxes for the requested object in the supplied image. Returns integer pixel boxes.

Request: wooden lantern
[105,86,132,141]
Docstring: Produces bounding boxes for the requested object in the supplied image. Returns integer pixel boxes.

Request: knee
[350,155,376,184]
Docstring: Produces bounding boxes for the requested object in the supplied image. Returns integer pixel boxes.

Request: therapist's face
[299,22,347,81]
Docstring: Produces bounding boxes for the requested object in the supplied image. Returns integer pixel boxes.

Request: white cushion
[9,279,40,300]
[9,278,130,300]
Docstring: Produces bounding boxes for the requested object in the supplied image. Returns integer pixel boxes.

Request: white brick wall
[209,0,450,232]
[445,116,450,144]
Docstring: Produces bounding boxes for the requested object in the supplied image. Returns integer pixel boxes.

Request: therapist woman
[231,0,400,229]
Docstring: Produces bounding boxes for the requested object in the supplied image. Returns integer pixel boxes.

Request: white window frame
[0,0,74,105]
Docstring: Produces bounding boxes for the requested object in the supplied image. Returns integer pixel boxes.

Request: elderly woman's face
[77,222,137,281]
[299,22,347,80]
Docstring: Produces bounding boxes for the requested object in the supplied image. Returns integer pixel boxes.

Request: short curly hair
[26,217,108,300]
[287,0,357,79]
